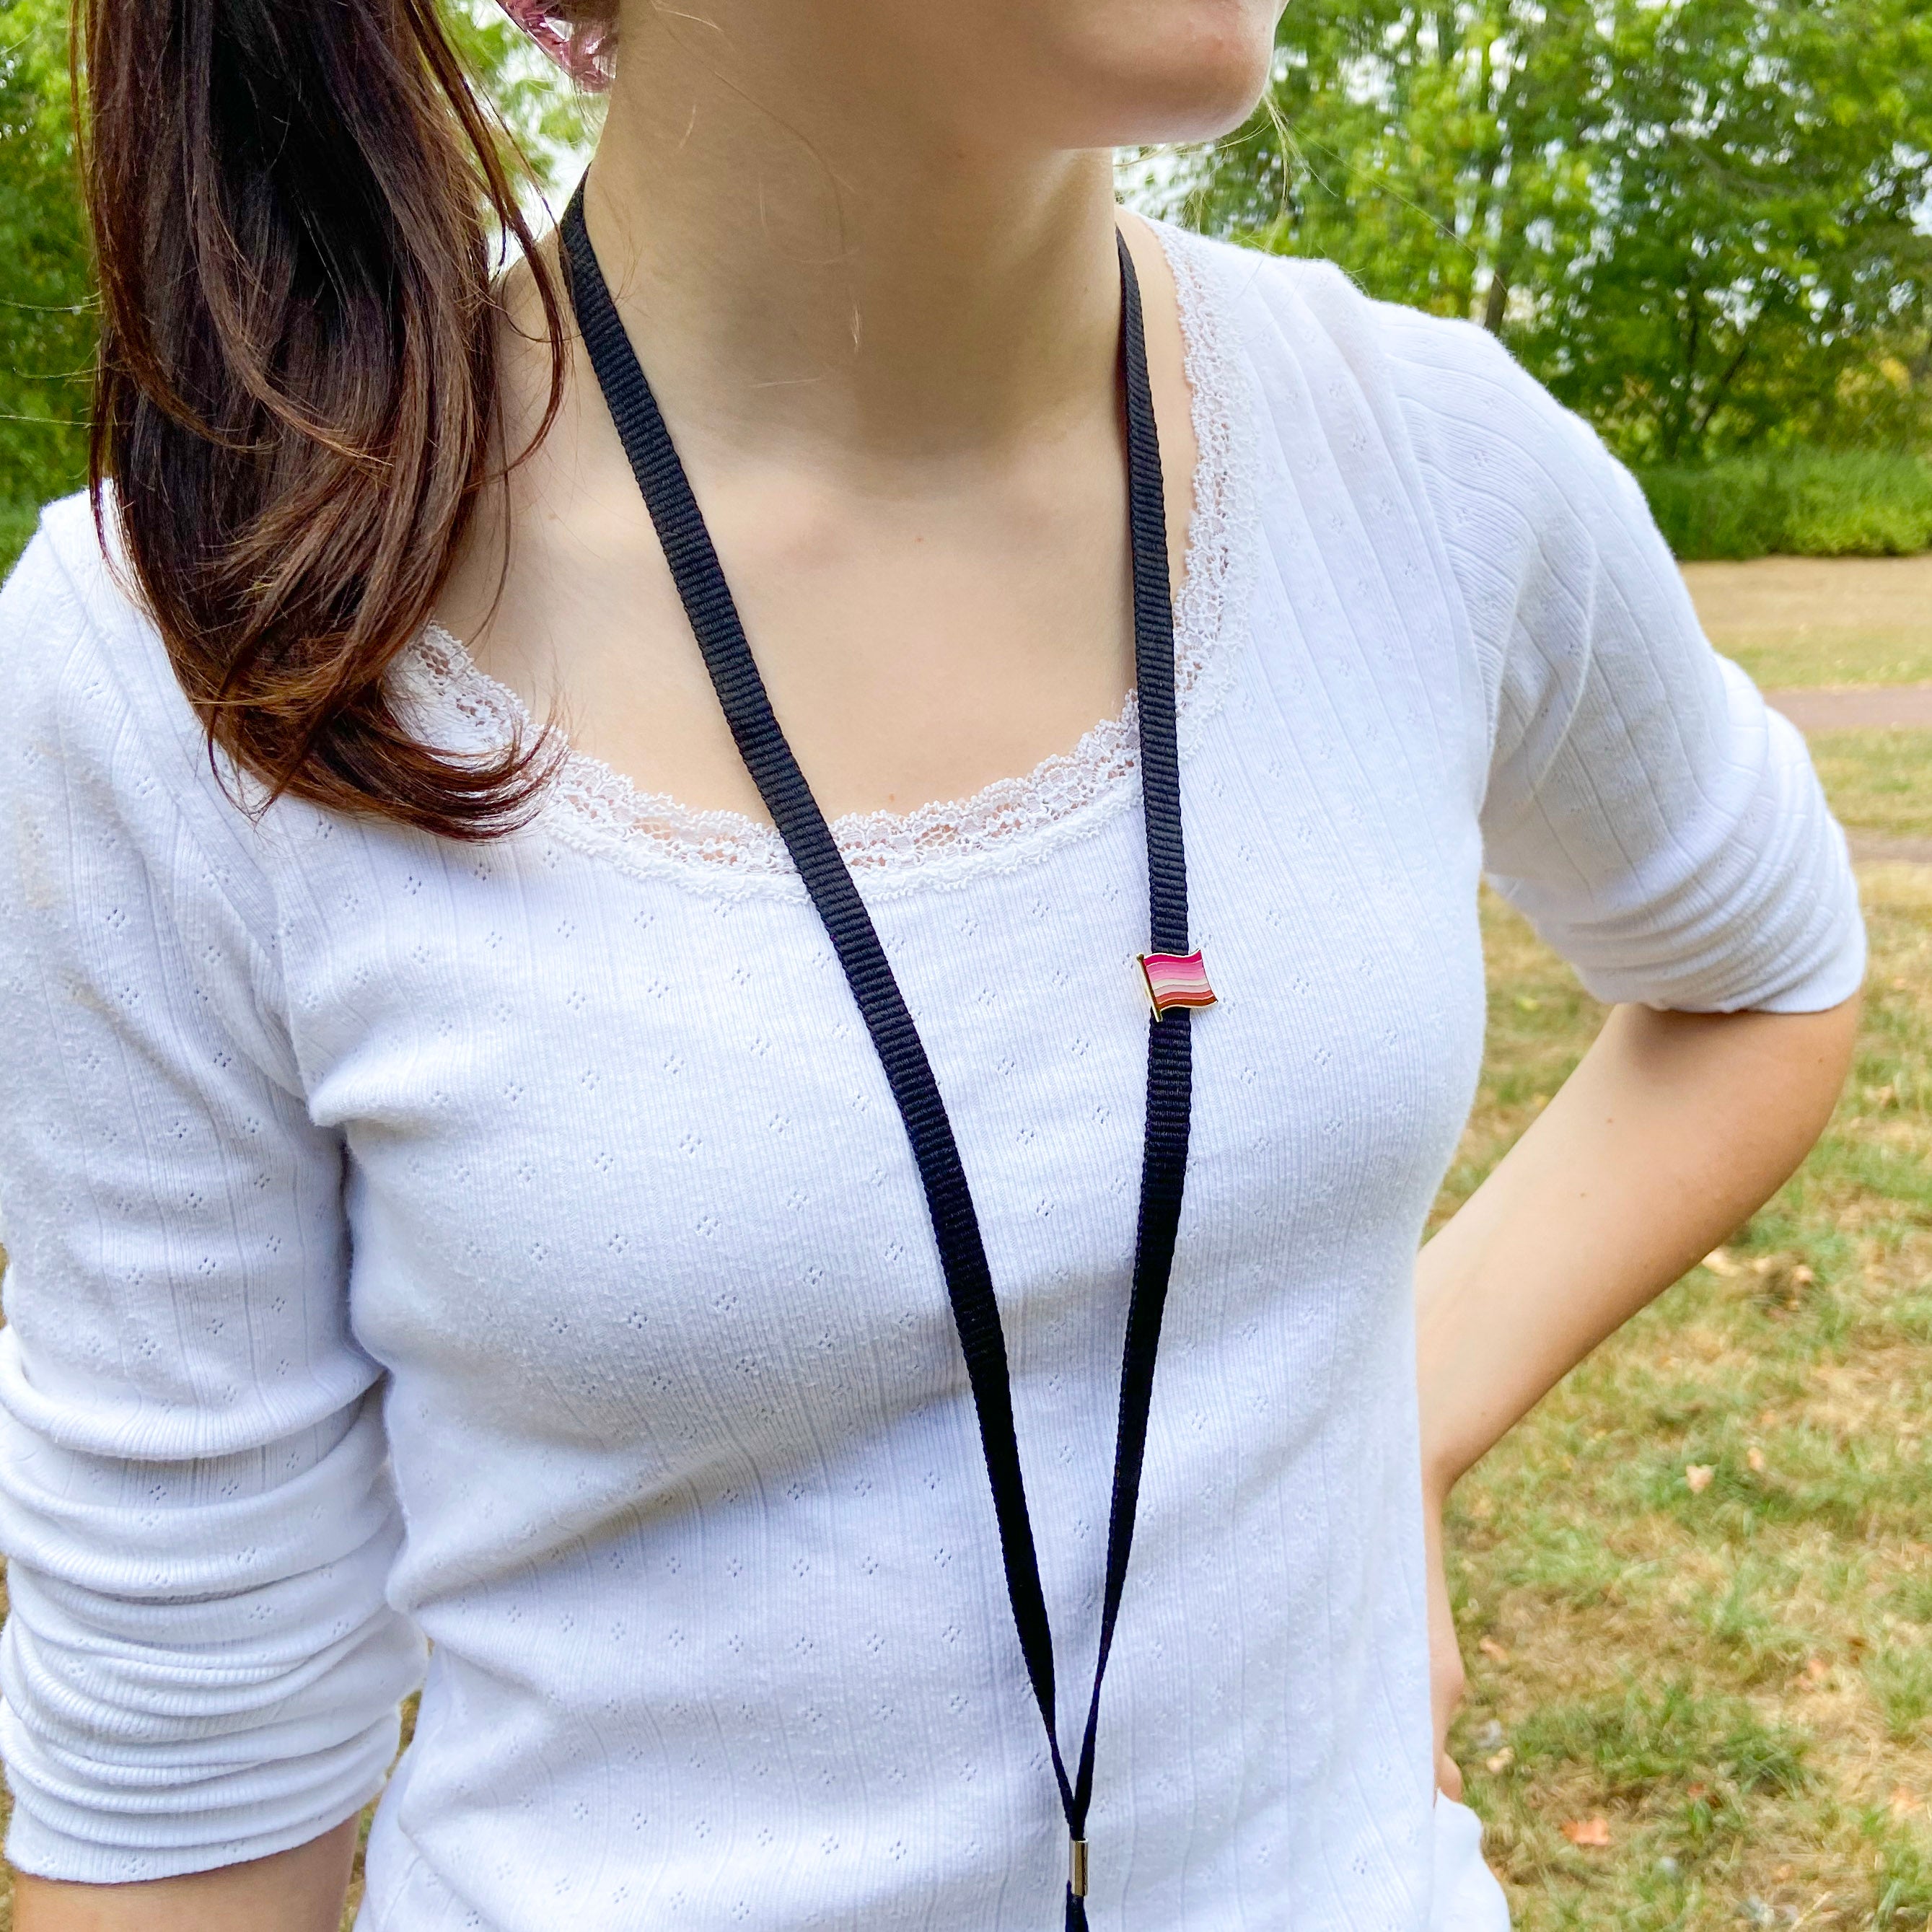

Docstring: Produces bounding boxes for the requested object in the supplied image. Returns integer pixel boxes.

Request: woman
[0,0,1861,1927]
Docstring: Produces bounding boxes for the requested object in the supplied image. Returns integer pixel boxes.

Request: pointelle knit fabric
[0,225,1864,1930]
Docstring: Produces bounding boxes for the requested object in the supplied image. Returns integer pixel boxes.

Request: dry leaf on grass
[1890,1786,1919,1818]
[1685,1463,1715,1492]
[1561,1817,1612,1848]
[1748,1445,1767,1472]
[1477,1636,1511,1664]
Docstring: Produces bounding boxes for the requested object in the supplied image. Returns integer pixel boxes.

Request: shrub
[1639,450,1932,560]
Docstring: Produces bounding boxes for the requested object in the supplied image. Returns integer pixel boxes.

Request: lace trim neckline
[398,223,1257,900]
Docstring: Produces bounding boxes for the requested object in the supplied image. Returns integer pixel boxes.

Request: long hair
[80,0,611,838]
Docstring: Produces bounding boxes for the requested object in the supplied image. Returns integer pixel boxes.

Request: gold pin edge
[1136,952,1217,1020]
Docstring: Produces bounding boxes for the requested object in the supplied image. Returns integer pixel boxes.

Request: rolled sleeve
[0,510,426,1881]
[1385,309,1864,1014]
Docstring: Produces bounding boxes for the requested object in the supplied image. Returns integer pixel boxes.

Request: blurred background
[0,3,1928,1927]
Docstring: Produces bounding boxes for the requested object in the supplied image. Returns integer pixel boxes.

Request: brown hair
[81,0,613,838]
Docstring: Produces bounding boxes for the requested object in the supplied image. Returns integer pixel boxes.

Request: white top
[0,226,1862,1932]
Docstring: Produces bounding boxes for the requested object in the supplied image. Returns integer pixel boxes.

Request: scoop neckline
[396,221,1257,902]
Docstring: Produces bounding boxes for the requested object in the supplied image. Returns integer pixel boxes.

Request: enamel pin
[1137,949,1217,1019]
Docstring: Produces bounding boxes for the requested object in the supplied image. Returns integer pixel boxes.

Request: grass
[1680,551,1932,690]
[1641,452,1932,561]
[1722,635,1932,694]
[1809,733,1932,845]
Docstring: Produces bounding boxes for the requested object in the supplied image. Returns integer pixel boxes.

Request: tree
[0,1,595,517]
[1156,0,1932,462]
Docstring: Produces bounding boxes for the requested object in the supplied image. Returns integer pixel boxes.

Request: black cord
[561,183,1195,1925]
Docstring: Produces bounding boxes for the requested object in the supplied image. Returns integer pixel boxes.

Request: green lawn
[1727,635,1932,693]
[1679,555,1932,693]
[1809,732,1932,846]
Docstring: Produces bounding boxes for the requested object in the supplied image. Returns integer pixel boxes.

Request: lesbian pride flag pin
[1138,950,1217,1019]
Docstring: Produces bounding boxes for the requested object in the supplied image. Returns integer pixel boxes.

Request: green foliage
[1638,451,1932,559]
[0,0,91,516]
[0,496,38,571]
[438,1,601,196]
[0,0,594,575]
[1159,0,1932,467]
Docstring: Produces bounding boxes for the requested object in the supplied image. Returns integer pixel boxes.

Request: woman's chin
[1019,1,1281,152]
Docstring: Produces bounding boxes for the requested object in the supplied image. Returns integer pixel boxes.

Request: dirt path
[1681,552,1932,641]
[1758,687,1931,867]
[1765,687,1932,730]
[1843,832,1932,866]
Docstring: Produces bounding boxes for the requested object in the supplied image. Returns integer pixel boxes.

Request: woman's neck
[582,10,1127,475]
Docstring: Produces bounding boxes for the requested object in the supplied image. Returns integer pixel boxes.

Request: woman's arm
[0,519,423,1894]
[13,1820,356,1932]
[1417,993,1861,1794]
[1369,239,1866,1800]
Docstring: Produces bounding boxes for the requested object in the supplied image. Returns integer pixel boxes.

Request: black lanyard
[561,180,1197,1929]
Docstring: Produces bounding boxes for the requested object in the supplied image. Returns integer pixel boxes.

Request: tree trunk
[1483,266,1509,335]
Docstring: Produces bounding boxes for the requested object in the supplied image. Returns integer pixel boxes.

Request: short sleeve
[1381,308,1864,1014]
[0,505,426,1881]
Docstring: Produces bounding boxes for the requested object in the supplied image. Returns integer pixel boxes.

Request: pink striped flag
[1138,950,1217,1019]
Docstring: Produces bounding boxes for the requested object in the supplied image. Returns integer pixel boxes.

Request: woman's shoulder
[1166,227,1607,474]
[2,488,203,754]
[0,490,286,938]
[1165,229,1659,607]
